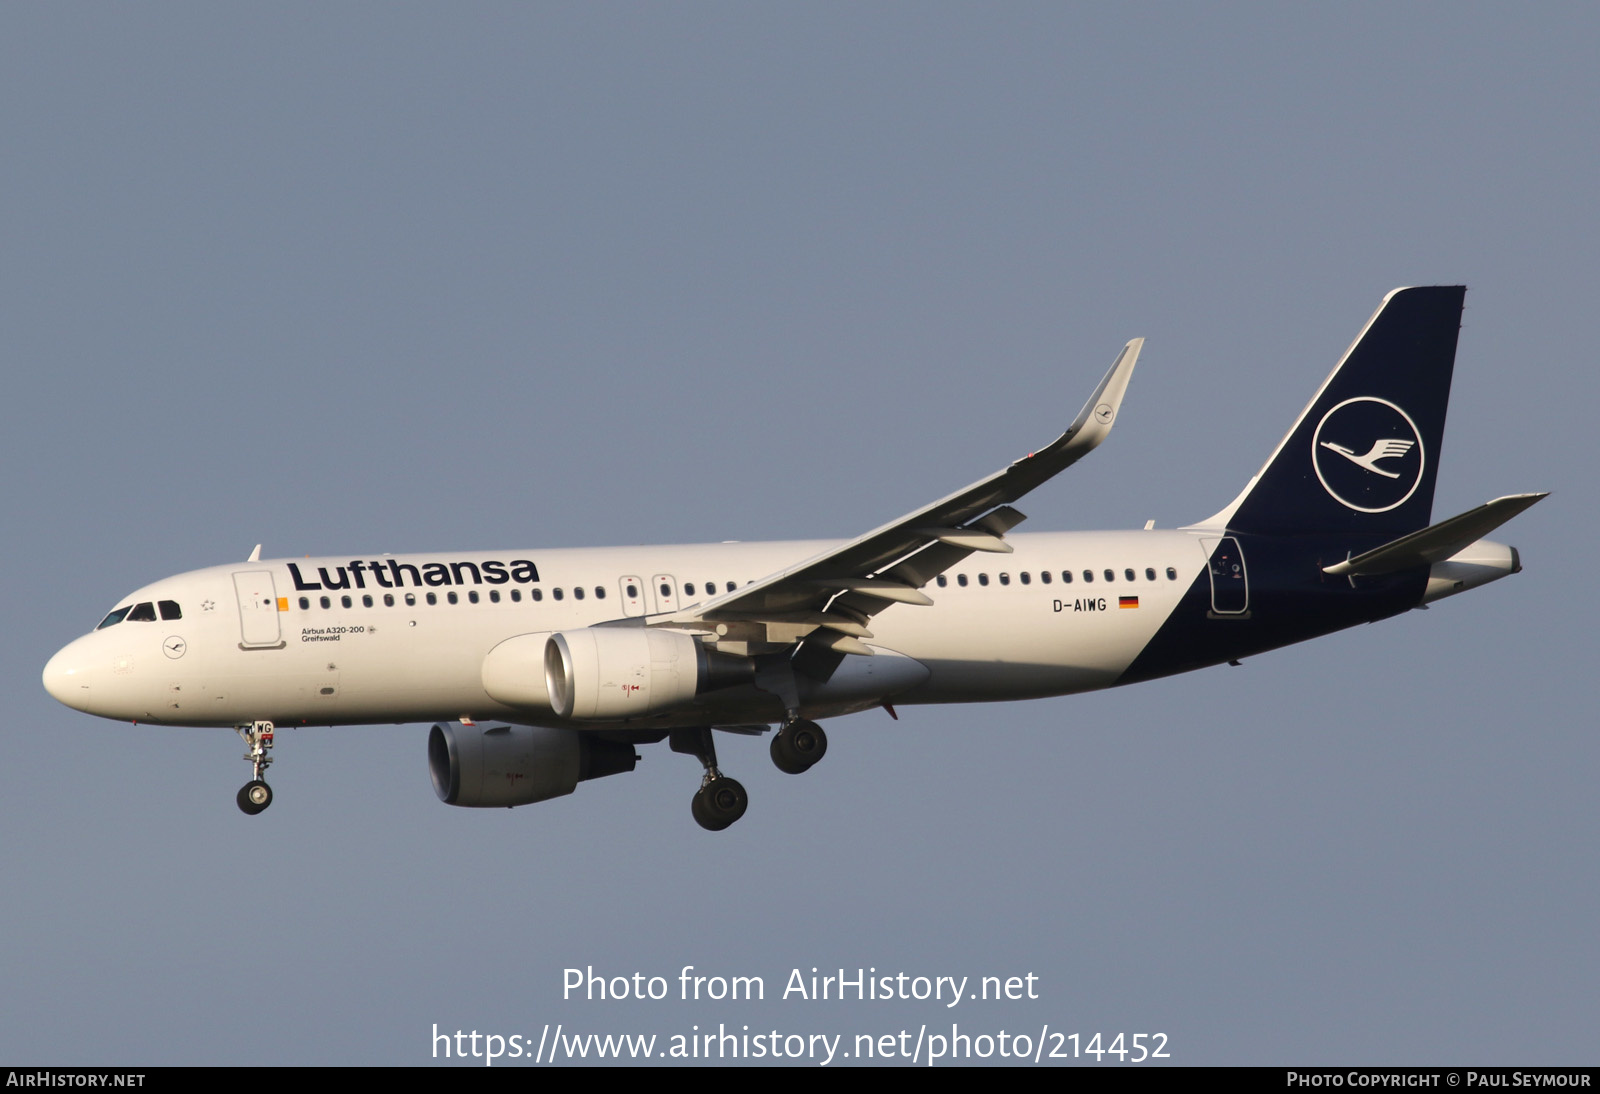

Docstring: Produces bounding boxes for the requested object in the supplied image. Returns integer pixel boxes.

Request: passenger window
[999,573,1010,586]
[726,582,737,593]
[957,574,969,587]
[532,589,543,602]
[1104,569,1115,582]
[1062,571,1073,584]
[595,587,605,599]
[341,595,353,609]
[468,590,480,604]
[384,594,395,607]
[626,584,638,598]
[574,587,584,600]
[510,589,521,603]
[658,583,670,598]
[685,583,696,596]
[978,574,989,587]
[426,592,437,606]
[447,592,458,605]
[1020,572,1031,585]
[298,597,310,611]
[128,602,157,622]
[489,590,500,603]
[1145,568,1156,581]
[1125,568,1136,582]
[936,575,948,588]
[97,606,132,629]
[362,594,373,608]
[320,596,331,609]
[1040,571,1052,585]
[405,593,416,607]
[1083,570,1094,583]
[158,600,182,621]
[1167,567,1178,580]
[554,588,564,601]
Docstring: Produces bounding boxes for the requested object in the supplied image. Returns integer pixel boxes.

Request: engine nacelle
[428,722,636,808]
[545,627,753,722]
[481,631,557,711]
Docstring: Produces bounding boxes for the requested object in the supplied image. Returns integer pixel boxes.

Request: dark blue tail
[1221,286,1465,536]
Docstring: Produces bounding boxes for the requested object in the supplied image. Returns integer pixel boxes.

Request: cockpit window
[126,602,158,622]
[97,606,132,629]
[158,600,182,621]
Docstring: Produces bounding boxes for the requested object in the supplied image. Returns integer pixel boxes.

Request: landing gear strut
[234,720,276,815]
[671,727,747,831]
[770,717,828,775]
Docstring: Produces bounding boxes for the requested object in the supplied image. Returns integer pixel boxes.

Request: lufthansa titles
[289,559,539,592]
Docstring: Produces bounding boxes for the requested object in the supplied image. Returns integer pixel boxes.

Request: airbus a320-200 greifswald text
[44,287,1544,830]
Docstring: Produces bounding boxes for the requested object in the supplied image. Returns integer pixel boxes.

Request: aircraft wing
[663,338,1142,657]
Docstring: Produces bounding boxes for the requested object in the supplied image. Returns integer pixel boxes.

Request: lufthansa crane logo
[1311,396,1425,513]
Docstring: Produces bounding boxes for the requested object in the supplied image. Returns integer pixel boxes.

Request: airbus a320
[43,287,1544,830]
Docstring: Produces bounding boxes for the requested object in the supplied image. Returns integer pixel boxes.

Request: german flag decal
[1119,595,1139,609]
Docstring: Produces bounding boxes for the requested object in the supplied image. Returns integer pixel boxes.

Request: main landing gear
[671,727,748,832]
[234,720,276,816]
[691,778,748,832]
[668,717,831,831]
[770,718,828,775]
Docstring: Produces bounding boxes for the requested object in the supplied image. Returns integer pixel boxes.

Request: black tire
[692,786,730,831]
[770,731,808,774]
[788,720,828,766]
[701,777,747,828]
[771,720,828,774]
[237,780,272,815]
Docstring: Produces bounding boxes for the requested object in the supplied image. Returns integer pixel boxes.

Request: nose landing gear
[234,720,276,815]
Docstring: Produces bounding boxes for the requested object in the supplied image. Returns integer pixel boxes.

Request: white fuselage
[43,529,1214,731]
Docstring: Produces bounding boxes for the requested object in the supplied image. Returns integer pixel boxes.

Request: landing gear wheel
[692,777,747,831]
[237,779,273,815]
[770,719,828,774]
[671,727,748,832]
[770,734,806,775]
[234,720,277,815]
[691,788,719,831]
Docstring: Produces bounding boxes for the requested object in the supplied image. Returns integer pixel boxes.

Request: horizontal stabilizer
[1322,493,1547,576]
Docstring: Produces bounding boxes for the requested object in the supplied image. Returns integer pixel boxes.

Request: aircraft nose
[43,639,94,712]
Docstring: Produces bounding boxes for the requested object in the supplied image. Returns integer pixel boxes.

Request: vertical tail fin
[1215,286,1465,536]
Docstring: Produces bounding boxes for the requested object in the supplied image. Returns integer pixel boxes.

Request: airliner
[42,287,1544,830]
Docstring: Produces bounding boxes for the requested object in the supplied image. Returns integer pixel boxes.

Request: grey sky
[2,4,1593,1065]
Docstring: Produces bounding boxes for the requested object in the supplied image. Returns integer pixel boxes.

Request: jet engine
[428,722,636,808]
[544,627,753,721]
